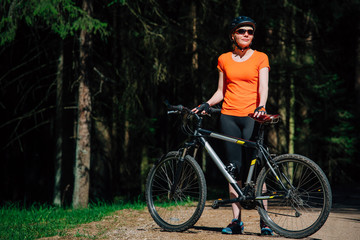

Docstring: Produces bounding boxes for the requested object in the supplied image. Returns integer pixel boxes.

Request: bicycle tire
[255,154,332,239]
[145,151,207,232]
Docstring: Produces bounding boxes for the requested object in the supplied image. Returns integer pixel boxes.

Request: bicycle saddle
[248,113,280,124]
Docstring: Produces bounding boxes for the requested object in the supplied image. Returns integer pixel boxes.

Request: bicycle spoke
[146,152,206,231]
[256,154,331,238]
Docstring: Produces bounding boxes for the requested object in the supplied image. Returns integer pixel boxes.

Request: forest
[1,0,359,208]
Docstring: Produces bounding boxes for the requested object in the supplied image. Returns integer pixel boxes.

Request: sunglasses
[234,29,254,35]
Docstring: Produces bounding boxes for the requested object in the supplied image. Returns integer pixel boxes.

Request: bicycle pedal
[211,199,222,209]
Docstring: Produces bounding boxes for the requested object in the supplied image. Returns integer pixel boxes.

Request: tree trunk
[356,21,360,107]
[73,0,93,209]
[53,40,64,206]
[191,2,198,74]
[190,1,199,102]
[356,21,360,163]
[190,1,207,171]
[277,17,288,153]
[288,2,296,154]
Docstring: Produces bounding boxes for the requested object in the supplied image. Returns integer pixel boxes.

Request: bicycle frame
[180,123,286,203]
[199,129,258,198]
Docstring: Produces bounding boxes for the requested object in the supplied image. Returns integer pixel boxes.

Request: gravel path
[42,186,360,240]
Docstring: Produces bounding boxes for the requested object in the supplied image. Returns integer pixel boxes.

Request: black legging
[220,114,255,181]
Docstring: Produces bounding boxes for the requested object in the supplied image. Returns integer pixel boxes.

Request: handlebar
[164,101,279,137]
[164,101,221,116]
[164,101,221,136]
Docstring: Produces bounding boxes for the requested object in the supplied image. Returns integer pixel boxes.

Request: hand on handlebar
[254,105,267,118]
[192,102,210,115]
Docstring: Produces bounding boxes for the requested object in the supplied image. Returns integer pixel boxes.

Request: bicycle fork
[169,148,188,196]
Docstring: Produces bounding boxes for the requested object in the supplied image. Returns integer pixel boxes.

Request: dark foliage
[1,0,359,205]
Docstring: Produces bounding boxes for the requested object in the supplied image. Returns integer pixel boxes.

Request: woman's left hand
[254,105,266,118]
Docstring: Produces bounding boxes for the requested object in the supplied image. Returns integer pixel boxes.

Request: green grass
[0,199,146,240]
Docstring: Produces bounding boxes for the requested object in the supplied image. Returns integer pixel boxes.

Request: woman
[194,16,272,235]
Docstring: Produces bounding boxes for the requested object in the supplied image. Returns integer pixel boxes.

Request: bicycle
[145,102,332,239]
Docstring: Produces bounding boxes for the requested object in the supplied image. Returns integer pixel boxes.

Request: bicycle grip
[164,100,184,112]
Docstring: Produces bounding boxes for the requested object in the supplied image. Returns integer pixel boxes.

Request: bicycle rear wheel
[256,154,332,239]
[145,151,207,232]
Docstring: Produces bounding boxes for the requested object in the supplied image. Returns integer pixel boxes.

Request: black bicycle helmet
[228,16,256,39]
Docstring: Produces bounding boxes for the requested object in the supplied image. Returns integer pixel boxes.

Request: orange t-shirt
[217,51,270,117]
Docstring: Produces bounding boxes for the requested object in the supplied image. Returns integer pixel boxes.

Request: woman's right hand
[192,102,210,114]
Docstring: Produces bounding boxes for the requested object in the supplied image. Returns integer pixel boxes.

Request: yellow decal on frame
[236,140,245,145]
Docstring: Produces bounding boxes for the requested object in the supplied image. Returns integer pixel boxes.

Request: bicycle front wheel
[256,154,332,239]
[145,151,207,232]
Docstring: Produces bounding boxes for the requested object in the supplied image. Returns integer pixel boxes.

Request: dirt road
[44,186,360,240]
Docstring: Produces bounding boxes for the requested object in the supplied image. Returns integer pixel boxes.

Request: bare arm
[254,67,269,117]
